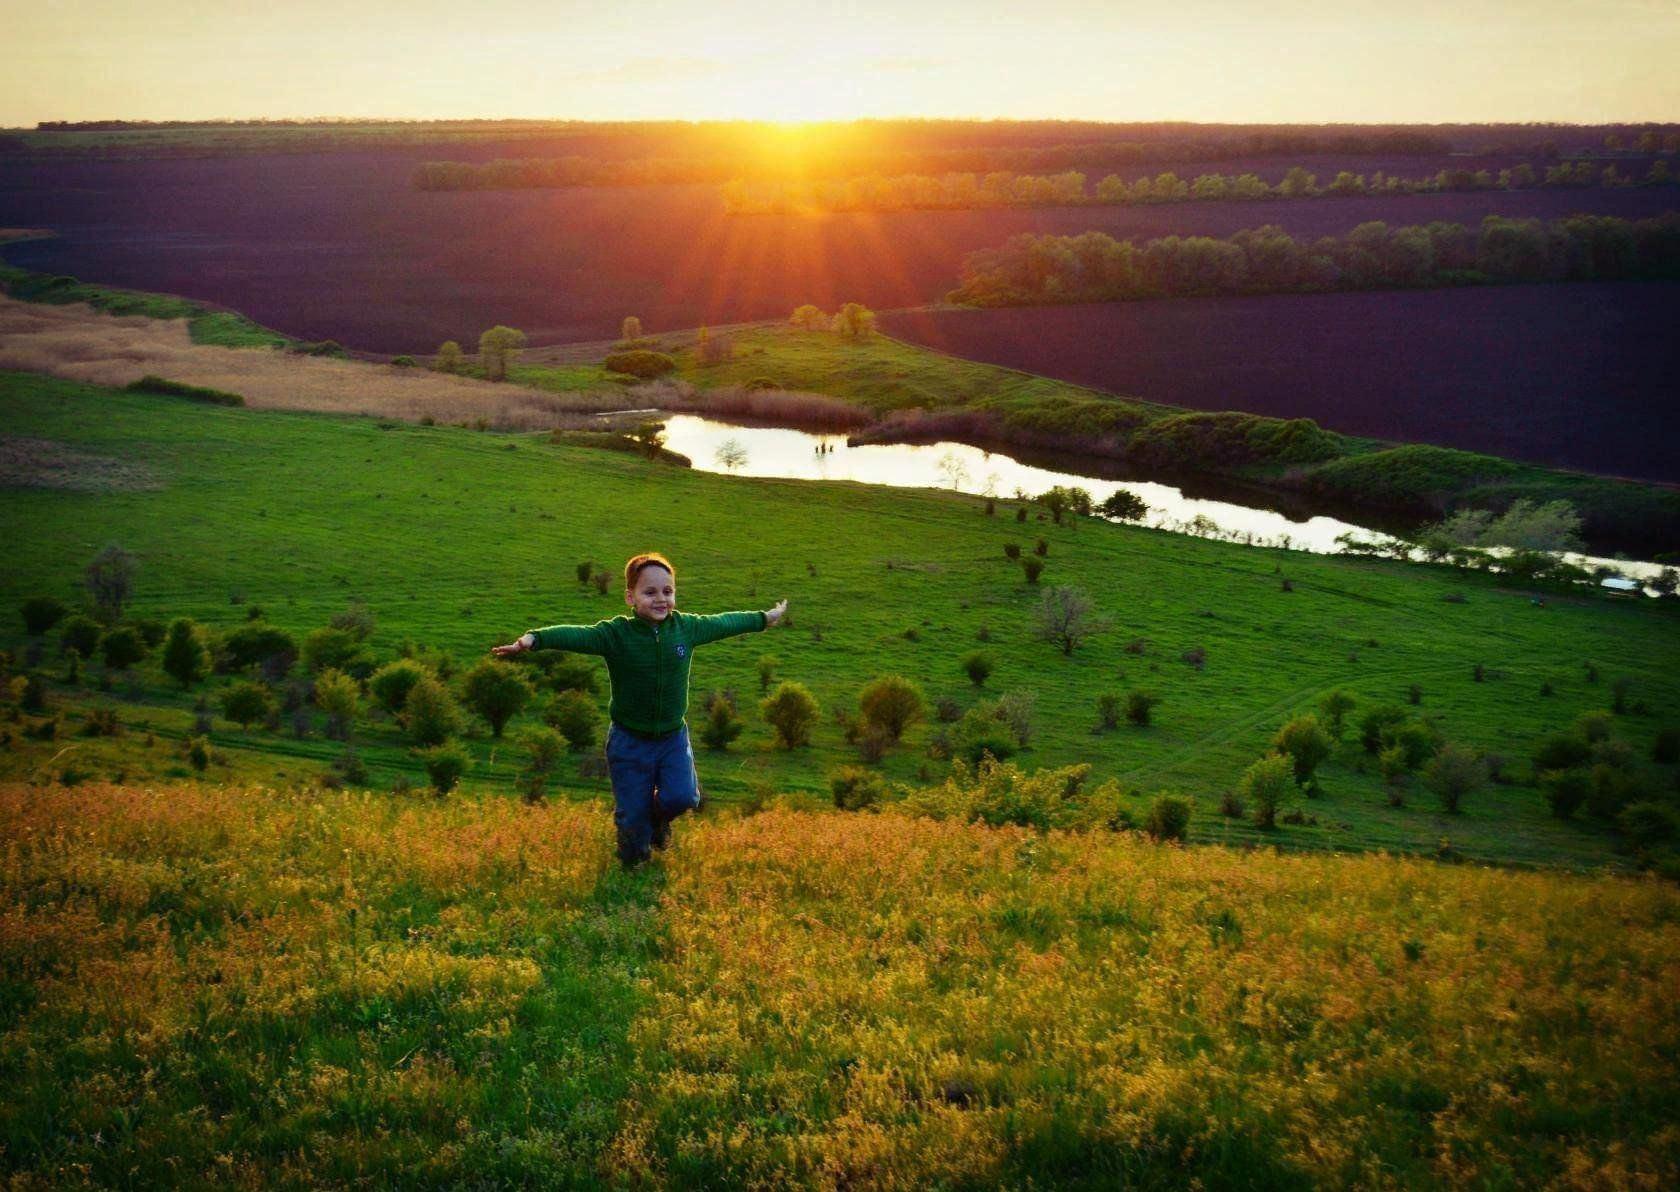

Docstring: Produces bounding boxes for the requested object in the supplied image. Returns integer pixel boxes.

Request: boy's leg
[650,727,701,850]
[604,725,657,867]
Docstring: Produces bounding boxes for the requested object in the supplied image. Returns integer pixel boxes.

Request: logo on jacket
[675,644,687,658]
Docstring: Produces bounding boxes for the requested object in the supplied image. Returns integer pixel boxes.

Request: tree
[832,302,876,339]
[961,651,994,686]
[936,452,970,490]
[699,690,744,750]
[314,668,360,741]
[432,340,464,373]
[100,626,147,672]
[220,680,274,730]
[790,304,827,330]
[21,595,67,636]
[545,689,601,752]
[1124,691,1161,726]
[477,325,527,382]
[1318,690,1357,740]
[461,658,534,738]
[59,615,102,659]
[620,315,643,341]
[628,421,667,460]
[370,658,431,716]
[1273,715,1334,785]
[1430,499,1583,554]
[162,618,210,689]
[1100,490,1150,522]
[421,742,468,795]
[1425,743,1486,814]
[715,438,748,471]
[761,681,819,748]
[1242,753,1293,829]
[1033,585,1106,655]
[516,725,567,802]
[84,544,136,622]
[301,627,368,676]
[404,676,462,746]
[859,675,925,742]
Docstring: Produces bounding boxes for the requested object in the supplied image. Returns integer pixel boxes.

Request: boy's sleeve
[685,610,768,646]
[529,619,615,655]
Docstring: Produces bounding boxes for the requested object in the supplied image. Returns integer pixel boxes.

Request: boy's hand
[765,599,789,626]
[491,633,535,657]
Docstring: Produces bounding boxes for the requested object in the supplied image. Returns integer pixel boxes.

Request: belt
[612,721,684,742]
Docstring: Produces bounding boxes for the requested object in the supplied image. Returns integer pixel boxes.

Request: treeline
[721,160,1679,214]
[948,212,1680,306]
[408,130,1456,193]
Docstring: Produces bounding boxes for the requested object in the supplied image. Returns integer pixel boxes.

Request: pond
[654,414,1669,587]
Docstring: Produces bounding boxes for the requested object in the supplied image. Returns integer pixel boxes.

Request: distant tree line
[721,160,1678,214]
[948,212,1680,307]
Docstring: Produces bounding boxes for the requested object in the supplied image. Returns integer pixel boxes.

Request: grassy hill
[3,369,1678,873]
[2,780,1676,1187]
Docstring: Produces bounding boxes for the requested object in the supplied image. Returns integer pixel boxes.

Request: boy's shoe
[650,812,671,852]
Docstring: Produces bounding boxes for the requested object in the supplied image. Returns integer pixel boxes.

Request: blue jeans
[604,722,701,866]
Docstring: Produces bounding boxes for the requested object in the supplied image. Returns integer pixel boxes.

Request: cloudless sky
[6,0,1678,127]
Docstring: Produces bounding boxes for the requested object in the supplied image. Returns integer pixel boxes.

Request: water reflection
[654,414,1665,584]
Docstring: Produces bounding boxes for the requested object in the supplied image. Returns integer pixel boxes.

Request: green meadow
[3,369,1677,873]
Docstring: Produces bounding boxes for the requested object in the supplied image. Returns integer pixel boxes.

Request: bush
[603,350,676,379]
[1124,691,1160,726]
[831,766,888,811]
[1575,710,1614,743]
[1534,732,1592,773]
[516,725,567,802]
[125,375,244,406]
[421,742,469,795]
[524,650,599,696]
[1654,727,1680,765]
[1144,794,1193,842]
[1618,801,1679,848]
[859,675,925,742]
[1383,718,1441,770]
[219,680,274,730]
[369,658,431,715]
[300,627,368,677]
[1360,704,1408,753]
[59,615,101,659]
[218,623,297,675]
[1586,763,1640,820]
[1096,693,1121,730]
[545,690,602,752]
[698,690,743,751]
[761,681,819,749]
[1318,690,1357,740]
[1424,743,1486,814]
[1021,557,1045,584]
[1540,768,1589,819]
[1273,715,1334,785]
[461,659,534,738]
[952,704,1018,764]
[1242,754,1293,829]
[404,676,462,746]
[161,618,210,689]
[21,595,67,636]
[186,735,211,773]
[313,668,360,740]
[961,651,995,686]
[757,654,778,693]
[100,626,147,671]
[1181,646,1207,671]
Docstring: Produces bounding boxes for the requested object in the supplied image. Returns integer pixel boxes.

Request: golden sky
[6,0,1679,127]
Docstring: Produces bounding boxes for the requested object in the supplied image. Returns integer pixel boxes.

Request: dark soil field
[882,284,1680,483]
[2,150,1676,353]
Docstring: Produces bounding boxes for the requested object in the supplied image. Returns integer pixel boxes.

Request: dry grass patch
[0,435,161,492]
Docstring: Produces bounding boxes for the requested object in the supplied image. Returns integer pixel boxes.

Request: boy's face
[626,564,676,622]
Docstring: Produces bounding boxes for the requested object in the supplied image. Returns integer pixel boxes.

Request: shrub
[84,544,137,622]
[603,350,676,379]
[591,569,612,595]
[391,355,416,367]
[1383,718,1441,770]
[1100,490,1150,521]
[1618,801,1679,848]
[761,681,819,749]
[935,695,962,723]
[1219,789,1244,817]
[1540,768,1589,819]
[831,766,888,811]
[1022,557,1045,584]
[1181,646,1207,671]
[790,303,827,330]
[219,680,274,730]
[59,615,102,659]
[961,651,994,686]
[1407,684,1423,706]
[186,735,211,773]
[1144,794,1193,842]
[1096,693,1121,730]
[1534,732,1592,772]
[1586,763,1640,820]
[1318,690,1357,739]
[329,599,376,642]
[1654,727,1680,764]
[994,689,1036,748]
[330,746,369,785]
[369,658,431,715]
[218,623,297,675]
[21,595,67,636]
[833,302,876,338]
[125,375,243,406]
[952,704,1017,764]
[1242,753,1293,829]
[1124,691,1160,726]
[421,742,468,795]
[313,668,360,740]
[20,674,48,714]
[81,706,121,738]
[516,725,567,802]
[461,659,534,738]
[757,654,778,693]
[300,627,368,676]
[100,626,147,671]
[1575,710,1614,743]
[1034,585,1105,655]
[161,618,210,689]
[859,675,925,742]
[1034,538,1049,557]
[698,690,744,751]
[1360,705,1408,753]
[404,676,462,746]
[1424,743,1486,813]
[525,650,599,696]
[1273,715,1334,785]
[545,689,602,752]
[1611,676,1634,714]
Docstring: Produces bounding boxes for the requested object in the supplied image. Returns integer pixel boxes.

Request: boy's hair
[624,552,675,589]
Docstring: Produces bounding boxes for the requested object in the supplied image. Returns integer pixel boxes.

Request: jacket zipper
[652,623,662,729]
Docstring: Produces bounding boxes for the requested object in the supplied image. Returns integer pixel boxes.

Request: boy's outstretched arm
[686,599,788,646]
[490,620,614,657]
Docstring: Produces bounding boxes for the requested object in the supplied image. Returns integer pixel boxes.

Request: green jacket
[530,609,767,735]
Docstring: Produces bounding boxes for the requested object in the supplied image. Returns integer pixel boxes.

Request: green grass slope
[3,370,1678,871]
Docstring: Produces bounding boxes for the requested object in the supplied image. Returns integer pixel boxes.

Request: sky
[6,0,1679,128]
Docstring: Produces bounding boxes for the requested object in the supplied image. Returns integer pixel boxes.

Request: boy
[493,552,787,867]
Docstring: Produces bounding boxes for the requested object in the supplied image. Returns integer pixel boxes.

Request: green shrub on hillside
[1145,793,1193,842]
[21,595,67,636]
[544,689,601,752]
[404,676,461,746]
[1242,753,1293,830]
[421,741,468,794]
[761,681,819,749]
[220,680,274,730]
[125,375,245,406]
[161,618,210,690]
[461,659,533,738]
[58,615,102,659]
[369,658,430,715]
[603,350,676,379]
[859,675,925,743]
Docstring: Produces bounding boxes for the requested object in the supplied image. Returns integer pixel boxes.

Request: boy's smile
[627,565,676,622]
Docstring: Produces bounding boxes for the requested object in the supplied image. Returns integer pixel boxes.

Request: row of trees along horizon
[8,516,1679,875]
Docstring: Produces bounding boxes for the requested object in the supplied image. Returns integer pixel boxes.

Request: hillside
[2,780,1676,1187]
